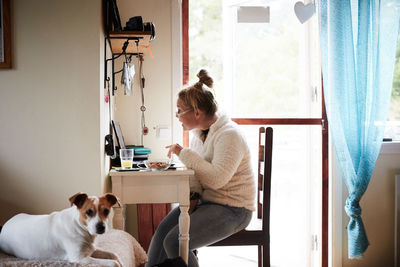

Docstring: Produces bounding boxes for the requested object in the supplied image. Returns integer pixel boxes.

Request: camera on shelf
[124,16,156,41]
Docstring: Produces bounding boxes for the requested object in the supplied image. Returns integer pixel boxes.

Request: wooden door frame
[182,1,329,266]
[182,0,190,147]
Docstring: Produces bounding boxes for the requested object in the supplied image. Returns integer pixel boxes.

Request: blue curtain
[318,0,400,259]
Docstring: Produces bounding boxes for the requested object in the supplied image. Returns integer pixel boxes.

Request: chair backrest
[262,127,273,233]
[207,126,273,266]
[257,127,273,232]
[257,127,265,219]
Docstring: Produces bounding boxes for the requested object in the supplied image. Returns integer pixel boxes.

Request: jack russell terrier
[0,192,122,266]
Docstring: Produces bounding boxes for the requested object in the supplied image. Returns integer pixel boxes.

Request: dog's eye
[86,209,94,217]
[104,209,110,216]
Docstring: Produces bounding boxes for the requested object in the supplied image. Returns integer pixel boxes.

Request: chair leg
[262,245,270,267]
[258,245,262,267]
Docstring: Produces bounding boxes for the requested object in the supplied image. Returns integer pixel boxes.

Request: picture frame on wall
[0,0,11,69]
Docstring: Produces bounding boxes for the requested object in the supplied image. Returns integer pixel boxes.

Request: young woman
[145,70,255,267]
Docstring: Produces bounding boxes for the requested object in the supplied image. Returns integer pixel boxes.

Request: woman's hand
[165,143,183,158]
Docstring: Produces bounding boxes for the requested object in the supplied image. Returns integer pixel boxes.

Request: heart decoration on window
[294,1,315,24]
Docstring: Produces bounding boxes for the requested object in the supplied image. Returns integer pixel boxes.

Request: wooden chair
[208,126,273,267]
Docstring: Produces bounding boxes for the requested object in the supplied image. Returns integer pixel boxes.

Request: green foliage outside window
[390,34,400,121]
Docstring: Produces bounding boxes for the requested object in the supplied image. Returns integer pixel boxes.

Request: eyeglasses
[175,109,192,117]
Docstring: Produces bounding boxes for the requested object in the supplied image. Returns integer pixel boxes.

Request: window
[385,32,400,141]
[189,0,321,119]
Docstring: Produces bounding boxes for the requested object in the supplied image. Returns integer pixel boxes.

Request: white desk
[109,168,194,264]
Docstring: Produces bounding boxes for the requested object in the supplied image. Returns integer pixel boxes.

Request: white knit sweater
[179,114,256,211]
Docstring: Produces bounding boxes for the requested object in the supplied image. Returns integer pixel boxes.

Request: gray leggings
[145,201,252,267]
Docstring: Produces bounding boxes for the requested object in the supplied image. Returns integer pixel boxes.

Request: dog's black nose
[96,222,106,234]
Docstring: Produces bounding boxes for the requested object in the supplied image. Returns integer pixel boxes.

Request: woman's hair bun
[197,69,213,88]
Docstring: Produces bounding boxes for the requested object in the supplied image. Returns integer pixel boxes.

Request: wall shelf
[107,31,152,54]
[104,31,153,95]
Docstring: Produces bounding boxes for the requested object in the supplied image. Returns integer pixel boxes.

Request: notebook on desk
[111,120,127,149]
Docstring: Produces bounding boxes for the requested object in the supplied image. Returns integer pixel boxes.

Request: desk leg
[112,204,126,230]
[178,205,190,264]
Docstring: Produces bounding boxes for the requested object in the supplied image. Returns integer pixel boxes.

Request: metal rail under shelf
[104,31,152,95]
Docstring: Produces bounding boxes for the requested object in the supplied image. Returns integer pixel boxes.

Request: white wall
[0,0,107,223]
[0,0,176,240]
[114,0,174,159]
[111,0,176,237]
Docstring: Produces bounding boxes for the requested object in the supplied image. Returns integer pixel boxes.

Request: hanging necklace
[138,54,148,145]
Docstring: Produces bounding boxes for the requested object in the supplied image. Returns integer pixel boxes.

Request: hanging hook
[106,77,110,89]
[122,40,129,54]
[122,40,130,63]
[135,39,140,56]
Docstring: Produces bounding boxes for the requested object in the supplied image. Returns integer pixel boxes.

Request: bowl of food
[144,159,171,171]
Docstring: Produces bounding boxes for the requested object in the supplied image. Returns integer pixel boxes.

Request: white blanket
[0,229,147,267]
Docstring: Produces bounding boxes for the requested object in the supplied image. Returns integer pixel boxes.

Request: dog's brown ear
[69,192,88,208]
[104,193,121,207]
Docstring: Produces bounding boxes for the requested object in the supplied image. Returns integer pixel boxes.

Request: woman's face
[176,98,198,131]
